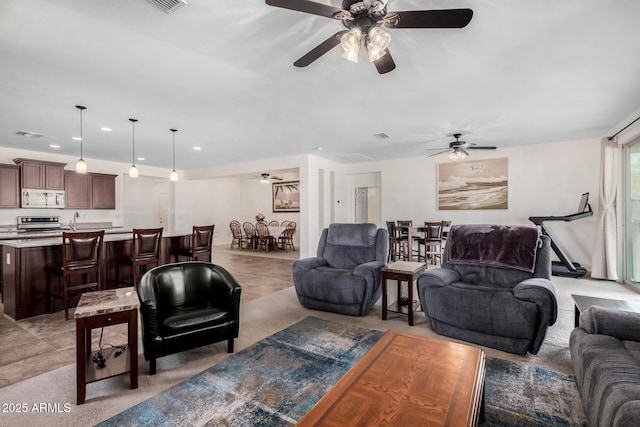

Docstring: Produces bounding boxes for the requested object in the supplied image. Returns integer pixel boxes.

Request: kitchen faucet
[70,212,79,231]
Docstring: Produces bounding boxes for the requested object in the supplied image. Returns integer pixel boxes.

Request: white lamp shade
[129,164,139,178]
[169,170,178,181]
[75,158,87,174]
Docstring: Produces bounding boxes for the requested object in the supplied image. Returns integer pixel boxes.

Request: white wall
[2,139,602,269]
[342,138,601,269]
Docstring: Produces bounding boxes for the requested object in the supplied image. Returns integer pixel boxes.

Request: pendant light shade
[75,105,87,174]
[129,118,139,178]
[169,128,178,182]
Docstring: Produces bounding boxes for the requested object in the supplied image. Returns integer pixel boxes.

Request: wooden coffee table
[572,294,640,327]
[297,330,485,426]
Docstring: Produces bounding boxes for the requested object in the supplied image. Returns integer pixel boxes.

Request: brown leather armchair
[137,262,242,374]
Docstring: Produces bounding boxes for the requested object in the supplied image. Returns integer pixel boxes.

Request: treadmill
[529,193,593,278]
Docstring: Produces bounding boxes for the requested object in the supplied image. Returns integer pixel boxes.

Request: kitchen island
[1,230,194,320]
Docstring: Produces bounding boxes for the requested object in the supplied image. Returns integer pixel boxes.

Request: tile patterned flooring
[0,247,296,389]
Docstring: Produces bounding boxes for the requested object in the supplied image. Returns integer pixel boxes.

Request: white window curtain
[591,137,619,280]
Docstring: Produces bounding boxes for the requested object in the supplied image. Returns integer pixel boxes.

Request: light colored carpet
[0,276,638,426]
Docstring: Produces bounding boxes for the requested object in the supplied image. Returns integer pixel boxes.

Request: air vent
[373,132,391,140]
[146,0,187,14]
[16,130,45,138]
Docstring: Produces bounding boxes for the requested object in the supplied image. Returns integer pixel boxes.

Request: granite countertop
[74,287,140,319]
[0,230,192,248]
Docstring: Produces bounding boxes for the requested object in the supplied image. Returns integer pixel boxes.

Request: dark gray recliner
[293,223,388,316]
[417,224,557,355]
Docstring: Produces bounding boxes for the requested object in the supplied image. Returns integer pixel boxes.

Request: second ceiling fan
[427,133,497,159]
[265,0,473,74]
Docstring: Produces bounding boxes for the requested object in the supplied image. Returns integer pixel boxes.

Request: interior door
[355,187,368,224]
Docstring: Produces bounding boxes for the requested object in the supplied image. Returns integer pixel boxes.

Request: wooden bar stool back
[173,225,214,262]
[46,230,104,320]
[116,228,163,289]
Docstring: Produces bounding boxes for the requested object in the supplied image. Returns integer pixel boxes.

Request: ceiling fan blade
[468,146,497,150]
[428,149,451,157]
[265,0,344,19]
[373,49,396,74]
[386,9,473,29]
[294,31,345,67]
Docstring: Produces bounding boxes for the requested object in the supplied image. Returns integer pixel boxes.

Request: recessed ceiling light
[373,132,391,140]
[193,146,202,151]
[315,146,324,151]
[137,157,145,161]
[100,127,112,132]
[72,136,82,141]
[49,144,60,149]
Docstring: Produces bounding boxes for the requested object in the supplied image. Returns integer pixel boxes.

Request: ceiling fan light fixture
[366,26,390,62]
[449,149,466,160]
[341,28,362,63]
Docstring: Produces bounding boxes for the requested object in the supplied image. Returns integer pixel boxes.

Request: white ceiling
[1,0,639,171]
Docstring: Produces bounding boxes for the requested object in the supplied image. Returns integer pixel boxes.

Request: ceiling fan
[427,133,497,159]
[264,0,473,74]
[252,173,284,183]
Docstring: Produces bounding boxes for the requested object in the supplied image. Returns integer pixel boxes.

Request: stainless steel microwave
[21,189,65,209]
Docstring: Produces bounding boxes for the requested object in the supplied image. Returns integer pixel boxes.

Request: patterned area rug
[99,317,586,426]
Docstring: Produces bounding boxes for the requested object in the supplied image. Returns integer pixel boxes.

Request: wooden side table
[381,261,426,326]
[74,287,139,405]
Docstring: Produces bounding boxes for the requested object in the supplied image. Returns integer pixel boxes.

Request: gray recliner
[417,224,557,355]
[293,223,389,316]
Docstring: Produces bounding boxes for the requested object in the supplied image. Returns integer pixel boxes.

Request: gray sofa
[570,306,640,427]
[292,223,388,316]
[417,224,558,355]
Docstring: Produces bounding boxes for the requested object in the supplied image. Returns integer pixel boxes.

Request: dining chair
[397,220,414,260]
[242,222,257,250]
[229,220,244,250]
[277,226,296,252]
[268,220,280,226]
[386,221,403,262]
[280,220,291,227]
[255,222,274,252]
[116,228,163,290]
[418,221,443,264]
[173,225,214,262]
[46,230,104,320]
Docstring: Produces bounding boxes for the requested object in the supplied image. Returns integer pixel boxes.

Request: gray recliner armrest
[579,305,640,341]
[353,260,385,276]
[292,257,329,273]
[514,278,558,325]
[418,268,460,288]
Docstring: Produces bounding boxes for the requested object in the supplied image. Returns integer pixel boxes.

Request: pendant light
[75,105,87,173]
[129,118,139,178]
[169,128,178,182]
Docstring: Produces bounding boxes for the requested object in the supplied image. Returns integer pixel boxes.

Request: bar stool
[116,228,163,289]
[172,224,214,262]
[46,230,104,320]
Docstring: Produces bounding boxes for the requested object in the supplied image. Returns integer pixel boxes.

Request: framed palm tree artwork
[273,180,300,212]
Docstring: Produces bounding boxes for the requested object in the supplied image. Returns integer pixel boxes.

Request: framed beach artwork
[437,157,508,210]
[272,180,300,212]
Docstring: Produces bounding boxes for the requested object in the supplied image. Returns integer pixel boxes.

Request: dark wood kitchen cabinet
[0,164,20,208]
[13,158,66,190]
[91,173,116,209]
[65,172,92,209]
[64,171,116,209]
